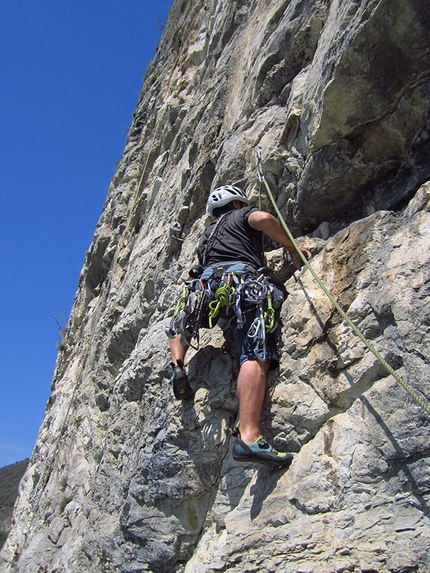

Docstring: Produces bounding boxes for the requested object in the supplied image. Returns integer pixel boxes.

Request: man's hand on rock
[290,248,312,269]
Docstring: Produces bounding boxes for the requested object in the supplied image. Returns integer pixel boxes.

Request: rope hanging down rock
[256,147,430,417]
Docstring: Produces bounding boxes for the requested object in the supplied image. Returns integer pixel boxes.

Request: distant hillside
[0,460,29,550]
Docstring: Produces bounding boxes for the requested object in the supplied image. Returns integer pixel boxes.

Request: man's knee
[239,357,270,374]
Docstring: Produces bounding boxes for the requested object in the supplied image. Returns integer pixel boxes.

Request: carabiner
[256,146,265,182]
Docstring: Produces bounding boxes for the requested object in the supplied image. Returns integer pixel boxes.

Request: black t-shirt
[197,206,264,269]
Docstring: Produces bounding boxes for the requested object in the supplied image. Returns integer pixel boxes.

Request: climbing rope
[256,147,430,417]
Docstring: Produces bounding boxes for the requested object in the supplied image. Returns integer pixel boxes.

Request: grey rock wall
[1,0,430,572]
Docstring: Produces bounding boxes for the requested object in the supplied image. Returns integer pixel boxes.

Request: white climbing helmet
[207,185,250,217]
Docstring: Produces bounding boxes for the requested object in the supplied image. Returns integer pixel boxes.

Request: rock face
[2,0,430,571]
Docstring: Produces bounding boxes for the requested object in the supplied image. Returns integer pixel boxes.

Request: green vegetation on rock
[0,459,29,550]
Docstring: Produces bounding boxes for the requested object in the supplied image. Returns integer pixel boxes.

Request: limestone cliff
[1,0,430,571]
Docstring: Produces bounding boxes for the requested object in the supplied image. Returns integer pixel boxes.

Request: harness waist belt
[200,261,259,280]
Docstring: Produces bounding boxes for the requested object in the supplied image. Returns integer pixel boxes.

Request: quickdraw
[248,303,267,361]
[173,285,189,319]
[165,281,213,348]
[264,288,276,332]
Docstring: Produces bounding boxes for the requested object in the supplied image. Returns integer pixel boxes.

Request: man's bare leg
[233,358,293,467]
[169,336,194,399]
[237,359,270,444]
[169,335,187,365]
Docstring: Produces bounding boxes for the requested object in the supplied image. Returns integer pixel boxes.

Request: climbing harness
[256,147,430,417]
[166,261,284,357]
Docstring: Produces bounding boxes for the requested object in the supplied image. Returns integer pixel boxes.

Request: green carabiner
[264,289,276,332]
[172,286,189,319]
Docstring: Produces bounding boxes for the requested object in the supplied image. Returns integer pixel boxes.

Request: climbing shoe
[171,362,194,400]
[232,435,293,468]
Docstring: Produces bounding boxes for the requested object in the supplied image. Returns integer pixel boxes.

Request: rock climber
[168,185,311,467]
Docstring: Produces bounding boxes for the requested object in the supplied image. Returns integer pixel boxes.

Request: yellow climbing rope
[256,147,430,417]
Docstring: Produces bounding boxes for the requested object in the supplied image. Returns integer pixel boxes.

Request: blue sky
[0,0,172,468]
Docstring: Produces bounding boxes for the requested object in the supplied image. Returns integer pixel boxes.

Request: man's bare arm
[248,210,311,268]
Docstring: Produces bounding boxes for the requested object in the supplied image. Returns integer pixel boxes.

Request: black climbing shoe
[232,435,293,468]
[171,363,194,400]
